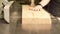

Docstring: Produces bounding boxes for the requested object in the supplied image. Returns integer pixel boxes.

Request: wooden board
[22,24,51,31]
[22,5,52,24]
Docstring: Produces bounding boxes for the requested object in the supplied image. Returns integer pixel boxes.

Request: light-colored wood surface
[22,24,51,31]
[22,5,52,24]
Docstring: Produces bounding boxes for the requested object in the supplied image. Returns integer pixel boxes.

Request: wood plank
[22,5,52,24]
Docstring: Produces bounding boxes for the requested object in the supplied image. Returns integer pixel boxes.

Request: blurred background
[0,0,60,34]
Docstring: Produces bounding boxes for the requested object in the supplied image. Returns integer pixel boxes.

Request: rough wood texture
[22,5,52,24]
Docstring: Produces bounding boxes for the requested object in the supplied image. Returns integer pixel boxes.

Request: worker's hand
[34,5,42,11]
[29,5,42,11]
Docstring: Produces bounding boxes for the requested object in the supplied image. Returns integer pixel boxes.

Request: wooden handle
[30,0,35,7]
